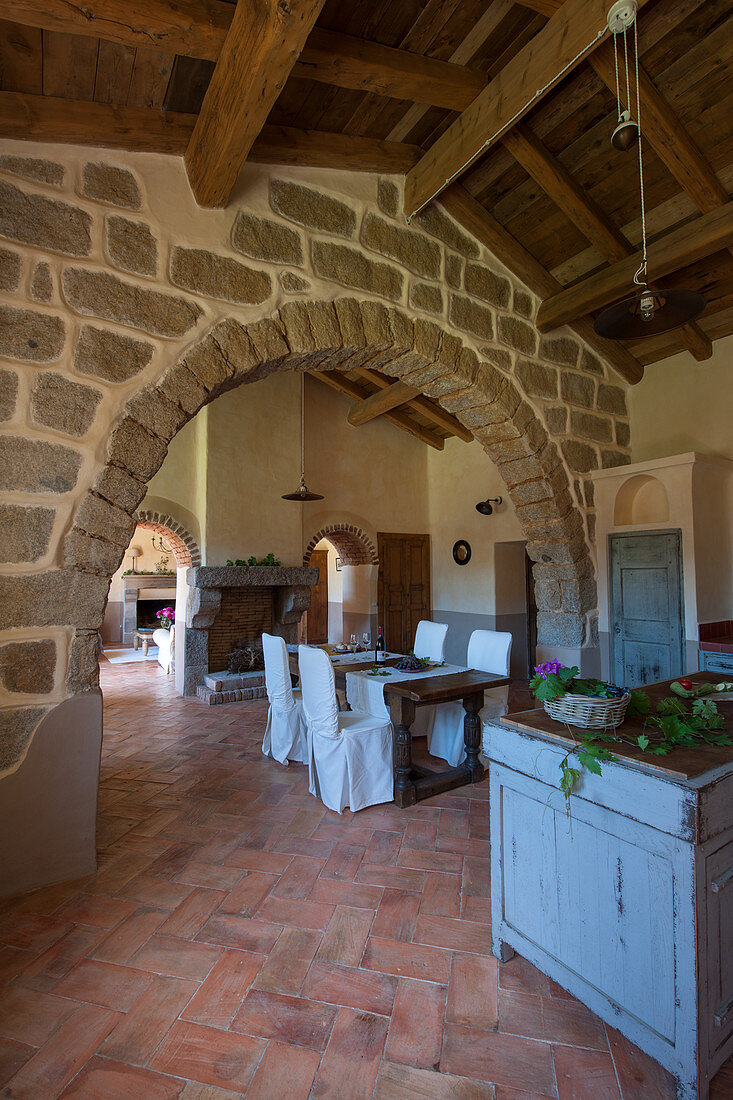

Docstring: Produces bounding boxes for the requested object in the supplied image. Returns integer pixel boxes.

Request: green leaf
[692,698,720,721]
[626,690,651,717]
[636,734,650,751]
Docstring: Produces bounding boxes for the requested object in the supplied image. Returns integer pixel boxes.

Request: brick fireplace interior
[207,587,274,672]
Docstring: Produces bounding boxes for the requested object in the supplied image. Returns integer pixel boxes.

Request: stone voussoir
[74,492,136,547]
[125,386,188,442]
[67,630,100,694]
[94,464,148,514]
[107,417,168,482]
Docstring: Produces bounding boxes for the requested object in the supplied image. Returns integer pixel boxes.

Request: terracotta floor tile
[397,848,463,875]
[129,934,222,980]
[179,1083,241,1100]
[231,988,337,1050]
[173,861,243,892]
[182,949,263,1028]
[17,926,105,992]
[0,948,35,987]
[462,895,492,924]
[255,896,334,931]
[0,1036,33,1087]
[370,890,420,943]
[438,809,470,839]
[605,1024,676,1100]
[195,914,282,954]
[499,954,551,997]
[363,831,402,866]
[316,906,374,967]
[245,1039,321,1100]
[356,864,426,893]
[415,913,492,955]
[361,937,451,984]
[252,926,321,995]
[321,843,366,881]
[0,914,71,954]
[442,1024,556,1096]
[271,856,324,900]
[311,1007,388,1100]
[385,977,446,1070]
[302,960,397,1016]
[2,1002,121,1100]
[100,974,198,1064]
[59,1054,185,1099]
[118,875,196,910]
[150,1019,266,1092]
[375,1061,495,1099]
[401,820,438,852]
[437,835,490,858]
[420,872,461,918]
[500,990,608,1051]
[553,1044,621,1099]
[309,878,383,911]
[226,848,293,874]
[52,958,153,1011]
[219,871,279,917]
[281,807,327,837]
[158,889,228,941]
[447,953,498,1031]
[0,985,78,1045]
[462,857,490,899]
[53,894,138,929]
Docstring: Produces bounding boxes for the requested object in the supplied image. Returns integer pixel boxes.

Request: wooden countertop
[499,672,733,783]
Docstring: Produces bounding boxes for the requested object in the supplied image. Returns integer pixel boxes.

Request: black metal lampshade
[476,496,502,516]
[282,474,324,502]
[594,287,706,340]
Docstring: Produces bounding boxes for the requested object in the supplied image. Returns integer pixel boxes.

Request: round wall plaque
[452,540,472,566]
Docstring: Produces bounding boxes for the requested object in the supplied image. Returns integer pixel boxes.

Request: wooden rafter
[403,0,651,219]
[184,0,325,207]
[355,369,474,442]
[537,202,733,333]
[348,381,420,426]
[438,185,644,385]
[502,123,712,361]
[313,371,446,450]
[0,92,420,171]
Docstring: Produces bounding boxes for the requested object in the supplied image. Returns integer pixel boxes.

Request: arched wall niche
[134,510,202,568]
[613,475,670,526]
[304,524,378,566]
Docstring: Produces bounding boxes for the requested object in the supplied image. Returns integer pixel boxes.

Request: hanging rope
[613,31,622,122]
[631,16,648,289]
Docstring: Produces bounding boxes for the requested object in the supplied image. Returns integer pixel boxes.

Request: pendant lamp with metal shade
[282,373,324,502]
[593,2,705,341]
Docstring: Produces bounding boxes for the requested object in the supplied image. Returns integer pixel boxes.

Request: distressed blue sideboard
[487,675,733,1100]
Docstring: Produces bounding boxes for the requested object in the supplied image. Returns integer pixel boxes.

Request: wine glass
[362,631,371,651]
[350,633,357,651]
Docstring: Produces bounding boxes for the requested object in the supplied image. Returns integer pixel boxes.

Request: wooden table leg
[462,690,486,783]
[390,696,416,808]
[142,636,150,656]
[133,634,139,651]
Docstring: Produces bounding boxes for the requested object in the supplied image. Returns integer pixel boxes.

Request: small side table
[133,629,155,655]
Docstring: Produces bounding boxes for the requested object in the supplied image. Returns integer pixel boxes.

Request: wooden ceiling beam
[355,368,474,442]
[184,0,326,208]
[403,0,652,219]
[348,381,420,425]
[537,202,733,333]
[0,92,420,172]
[438,184,644,384]
[502,122,712,361]
[314,371,445,450]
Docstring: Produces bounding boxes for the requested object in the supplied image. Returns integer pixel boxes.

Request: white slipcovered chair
[298,645,393,814]
[261,633,308,766]
[414,620,449,662]
[428,629,512,767]
[152,625,174,674]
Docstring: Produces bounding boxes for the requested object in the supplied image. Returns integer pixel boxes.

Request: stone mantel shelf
[123,575,176,590]
[187,565,318,588]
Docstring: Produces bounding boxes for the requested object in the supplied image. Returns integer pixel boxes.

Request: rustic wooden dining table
[288,646,510,807]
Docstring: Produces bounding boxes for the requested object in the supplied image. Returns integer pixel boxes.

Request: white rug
[103,647,159,664]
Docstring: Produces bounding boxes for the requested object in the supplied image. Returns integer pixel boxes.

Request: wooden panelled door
[377,533,431,654]
[305,547,328,644]
[609,531,685,687]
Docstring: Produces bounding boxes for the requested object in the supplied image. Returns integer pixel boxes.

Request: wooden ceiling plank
[347,380,420,425]
[184,0,326,208]
[314,371,445,449]
[355,367,474,441]
[0,19,43,94]
[294,29,486,109]
[537,201,733,333]
[439,184,644,384]
[249,126,421,172]
[403,0,652,219]
[502,122,711,359]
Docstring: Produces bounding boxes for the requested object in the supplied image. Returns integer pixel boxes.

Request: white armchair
[152,625,174,674]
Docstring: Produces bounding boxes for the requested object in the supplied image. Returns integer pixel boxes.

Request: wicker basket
[543,691,630,730]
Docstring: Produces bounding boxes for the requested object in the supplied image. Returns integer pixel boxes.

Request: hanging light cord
[407,22,609,220]
[613,31,622,122]
[299,372,305,480]
[631,17,648,289]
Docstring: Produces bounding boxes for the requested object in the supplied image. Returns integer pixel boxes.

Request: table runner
[346,662,468,720]
[329,650,401,667]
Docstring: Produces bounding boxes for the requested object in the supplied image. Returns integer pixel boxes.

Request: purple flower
[533,661,567,680]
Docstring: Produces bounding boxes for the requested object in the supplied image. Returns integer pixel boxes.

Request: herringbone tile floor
[0,660,731,1098]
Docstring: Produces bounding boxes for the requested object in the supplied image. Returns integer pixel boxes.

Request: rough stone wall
[0,145,631,775]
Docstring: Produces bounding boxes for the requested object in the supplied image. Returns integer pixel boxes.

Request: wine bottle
[375,626,385,663]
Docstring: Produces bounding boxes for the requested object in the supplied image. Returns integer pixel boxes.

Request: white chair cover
[428,629,513,767]
[413,620,449,662]
[298,645,393,814]
[261,633,307,766]
[153,625,174,674]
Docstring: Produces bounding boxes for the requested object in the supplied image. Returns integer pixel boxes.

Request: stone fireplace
[122,575,177,644]
[182,565,318,696]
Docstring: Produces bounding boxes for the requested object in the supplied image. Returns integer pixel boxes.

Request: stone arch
[51,297,595,710]
[304,525,378,566]
[134,510,202,568]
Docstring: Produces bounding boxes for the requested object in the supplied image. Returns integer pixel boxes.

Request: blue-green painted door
[609,531,684,687]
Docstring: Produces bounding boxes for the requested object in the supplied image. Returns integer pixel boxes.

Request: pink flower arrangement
[533,660,567,680]
[156,606,175,629]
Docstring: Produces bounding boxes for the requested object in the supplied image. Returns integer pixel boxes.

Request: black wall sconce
[475,496,502,516]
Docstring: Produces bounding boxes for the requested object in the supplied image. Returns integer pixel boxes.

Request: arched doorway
[304,526,379,646]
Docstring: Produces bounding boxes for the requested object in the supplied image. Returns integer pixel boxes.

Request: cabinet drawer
[702,651,733,674]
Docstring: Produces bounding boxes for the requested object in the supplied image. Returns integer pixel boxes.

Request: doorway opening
[304,536,378,647]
